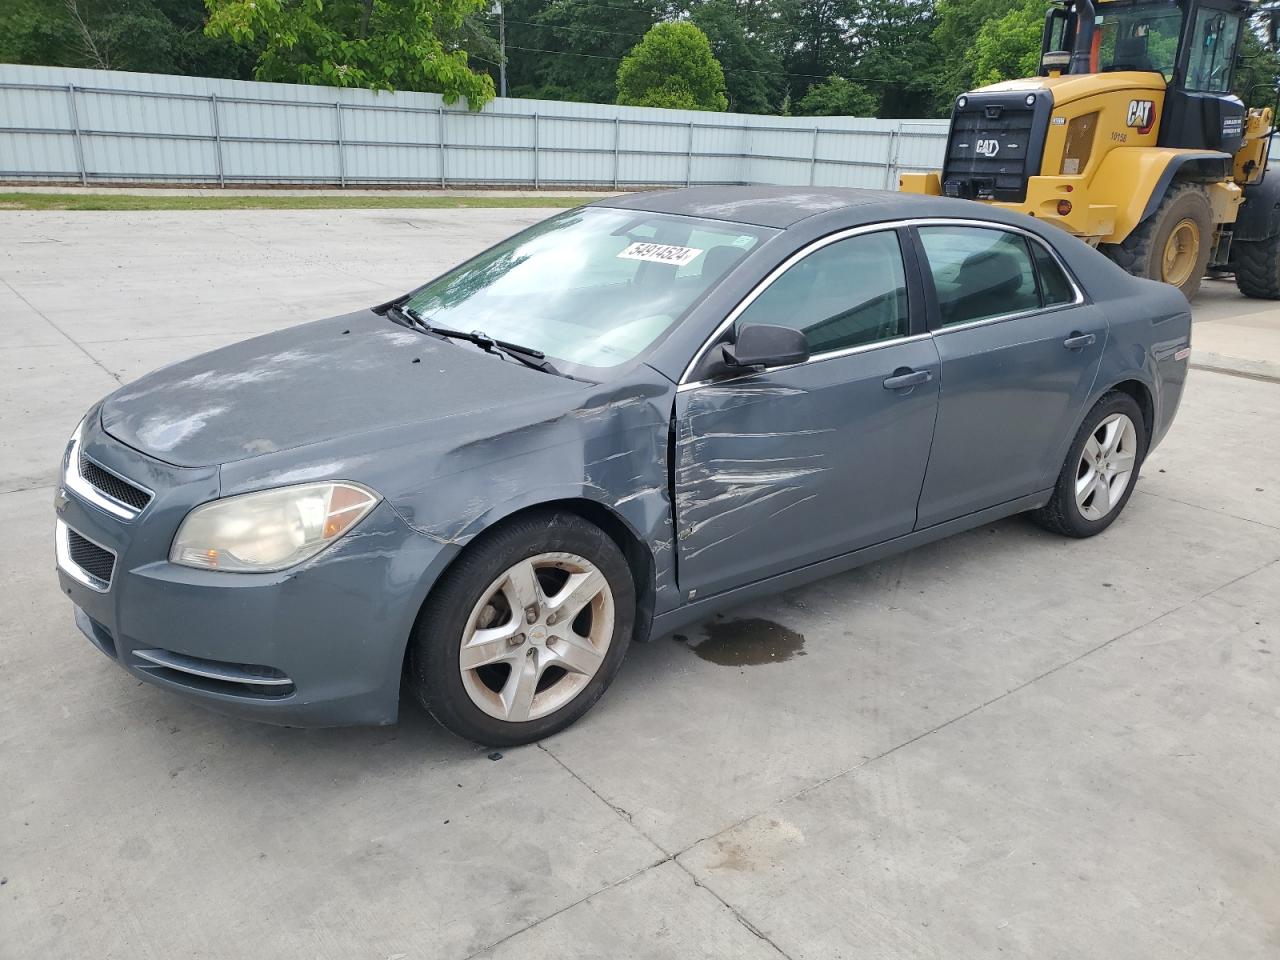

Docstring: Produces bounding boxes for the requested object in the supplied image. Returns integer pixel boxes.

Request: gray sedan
[54,187,1192,745]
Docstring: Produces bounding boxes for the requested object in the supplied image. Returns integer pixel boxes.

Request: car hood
[100,311,585,468]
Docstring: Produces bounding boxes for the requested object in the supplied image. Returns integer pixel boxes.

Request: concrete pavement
[1,208,1278,959]
[1190,277,1280,382]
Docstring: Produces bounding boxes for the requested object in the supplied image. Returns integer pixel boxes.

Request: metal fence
[0,63,948,189]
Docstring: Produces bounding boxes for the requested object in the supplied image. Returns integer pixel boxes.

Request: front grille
[79,450,152,511]
[67,529,116,585]
[941,92,1052,203]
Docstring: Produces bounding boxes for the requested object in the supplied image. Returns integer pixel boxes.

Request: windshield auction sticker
[617,242,703,266]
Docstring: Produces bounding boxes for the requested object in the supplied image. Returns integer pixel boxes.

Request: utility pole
[493,0,507,98]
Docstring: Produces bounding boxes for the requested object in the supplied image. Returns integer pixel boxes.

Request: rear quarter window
[1031,241,1077,306]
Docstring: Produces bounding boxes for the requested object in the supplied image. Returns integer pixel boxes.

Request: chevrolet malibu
[54,187,1191,745]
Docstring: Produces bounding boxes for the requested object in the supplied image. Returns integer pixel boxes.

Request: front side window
[1095,4,1183,80]
[403,207,774,372]
[1186,9,1241,92]
[919,227,1041,327]
[734,231,910,355]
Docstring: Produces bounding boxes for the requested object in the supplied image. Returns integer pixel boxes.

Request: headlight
[65,417,85,473]
[170,482,379,572]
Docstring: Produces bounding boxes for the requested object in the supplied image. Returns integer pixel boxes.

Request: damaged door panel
[673,335,941,599]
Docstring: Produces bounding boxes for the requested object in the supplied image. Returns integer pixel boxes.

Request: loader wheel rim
[1162,219,1200,287]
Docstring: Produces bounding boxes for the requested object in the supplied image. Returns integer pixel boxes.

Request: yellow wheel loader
[900,0,1279,300]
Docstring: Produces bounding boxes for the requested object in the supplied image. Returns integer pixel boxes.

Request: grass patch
[0,192,600,212]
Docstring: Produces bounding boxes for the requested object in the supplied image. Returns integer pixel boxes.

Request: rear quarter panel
[1027,226,1192,458]
[1095,277,1191,452]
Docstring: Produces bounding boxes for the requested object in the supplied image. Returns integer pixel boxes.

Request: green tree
[504,0,669,105]
[844,0,944,117]
[970,0,1043,86]
[794,74,877,115]
[783,0,847,104]
[204,0,496,106]
[1235,22,1280,107]
[932,0,1021,96]
[0,0,257,77]
[616,21,728,110]
[692,0,785,113]
[0,0,77,67]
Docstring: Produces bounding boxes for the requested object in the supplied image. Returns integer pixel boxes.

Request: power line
[482,13,654,42]
[501,40,911,86]
[536,0,690,16]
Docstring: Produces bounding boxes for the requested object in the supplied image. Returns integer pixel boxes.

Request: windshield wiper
[388,302,563,376]
[432,327,563,376]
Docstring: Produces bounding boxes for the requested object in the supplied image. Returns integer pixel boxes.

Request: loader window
[1186,10,1241,92]
[1095,5,1182,80]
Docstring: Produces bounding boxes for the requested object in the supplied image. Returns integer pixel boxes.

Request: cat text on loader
[900,0,1279,300]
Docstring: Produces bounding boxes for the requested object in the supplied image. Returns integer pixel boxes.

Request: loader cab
[1159,0,1248,153]
[1041,0,1250,151]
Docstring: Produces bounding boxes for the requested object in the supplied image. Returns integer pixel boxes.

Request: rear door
[912,223,1107,528]
[673,227,941,599]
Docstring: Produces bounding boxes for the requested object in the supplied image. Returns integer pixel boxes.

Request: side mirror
[721,324,810,370]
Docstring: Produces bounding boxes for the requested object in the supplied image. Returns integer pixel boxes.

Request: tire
[1101,182,1213,300]
[408,510,635,746]
[1032,391,1148,539]
[1233,235,1280,299]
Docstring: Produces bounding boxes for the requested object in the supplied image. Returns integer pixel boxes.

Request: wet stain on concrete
[690,617,805,666]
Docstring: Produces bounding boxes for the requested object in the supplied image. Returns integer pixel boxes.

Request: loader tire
[1232,235,1280,299]
[1101,182,1213,301]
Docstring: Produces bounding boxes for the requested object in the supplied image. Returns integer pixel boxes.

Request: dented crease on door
[673,384,832,564]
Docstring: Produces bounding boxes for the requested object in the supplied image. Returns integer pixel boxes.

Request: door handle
[1063,332,1097,350]
[882,368,932,390]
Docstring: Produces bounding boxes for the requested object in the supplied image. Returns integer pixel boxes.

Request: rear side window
[918,227,1074,327]
[735,230,909,354]
[1032,241,1076,306]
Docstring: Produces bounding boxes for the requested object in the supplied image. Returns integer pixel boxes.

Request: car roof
[592,185,1022,230]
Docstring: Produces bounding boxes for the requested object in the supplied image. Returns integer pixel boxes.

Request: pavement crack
[671,858,796,959]
[1190,361,1280,385]
[0,275,123,384]
[0,481,57,498]
[459,853,674,960]
[670,554,1280,866]
[1135,488,1280,531]
[536,741,646,834]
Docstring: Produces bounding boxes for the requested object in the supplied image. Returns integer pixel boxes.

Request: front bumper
[54,415,451,727]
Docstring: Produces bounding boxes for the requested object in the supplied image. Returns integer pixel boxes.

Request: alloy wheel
[458,552,614,723]
[1075,412,1139,521]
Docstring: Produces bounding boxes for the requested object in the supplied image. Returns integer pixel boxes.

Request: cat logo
[975,139,1000,158]
[1126,99,1156,134]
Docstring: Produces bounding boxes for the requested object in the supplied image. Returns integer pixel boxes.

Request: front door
[674,228,941,599]
[912,224,1108,528]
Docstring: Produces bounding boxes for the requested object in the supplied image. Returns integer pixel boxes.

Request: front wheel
[408,511,635,746]
[1032,391,1148,538]
[1101,183,1213,300]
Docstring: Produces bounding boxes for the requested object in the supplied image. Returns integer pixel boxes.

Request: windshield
[1095,2,1183,79]
[402,207,776,373]
[1185,7,1240,92]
